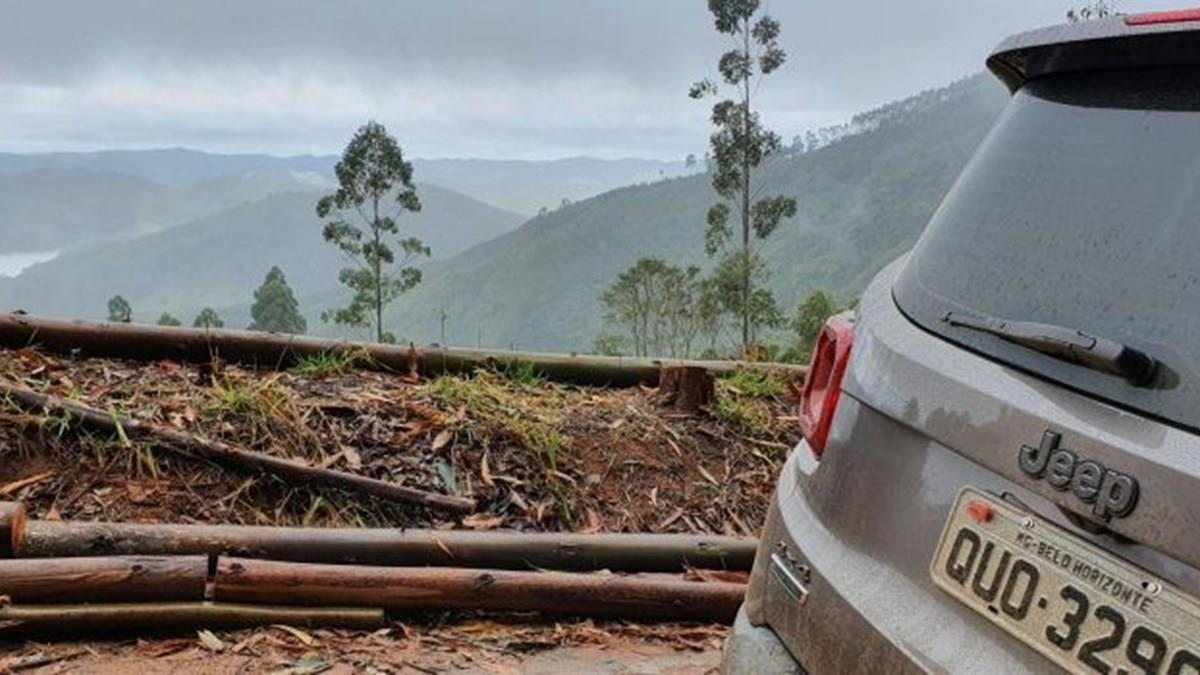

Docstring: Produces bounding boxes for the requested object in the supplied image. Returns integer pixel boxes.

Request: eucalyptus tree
[317,121,426,344]
[690,0,796,354]
[107,295,132,323]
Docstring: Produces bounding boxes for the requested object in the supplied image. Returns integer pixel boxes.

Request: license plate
[931,487,1200,674]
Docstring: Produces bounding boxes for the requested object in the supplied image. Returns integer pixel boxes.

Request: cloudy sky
[0,0,1168,159]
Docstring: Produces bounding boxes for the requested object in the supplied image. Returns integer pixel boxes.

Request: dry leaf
[697,465,719,486]
[479,450,494,487]
[0,471,53,496]
[272,624,315,646]
[462,513,504,531]
[431,429,453,451]
[197,629,226,652]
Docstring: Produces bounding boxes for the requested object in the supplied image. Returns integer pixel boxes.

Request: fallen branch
[17,516,757,571]
[0,556,207,603]
[0,381,476,515]
[215,558,746,623]
[0,313,807,387]
[0,602,384,637]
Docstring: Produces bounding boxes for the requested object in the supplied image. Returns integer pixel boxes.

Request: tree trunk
[215,558,745,623]
[0,313,807,388]
[0,501,25,558]
[0,381,476,515]
[0,556,207,603]
[19,518,757,572]
[656,366,714,414]
[741,21,753,356]
[0,602,384,637]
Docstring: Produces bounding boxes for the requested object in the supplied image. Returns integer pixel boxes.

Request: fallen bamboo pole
[0,381,475,515]
[18,518,757,571]
[0,313,807,387]
[0,602,385,637]
[215,558,746,623]
[0,501,25,557]
[0,556,207,603]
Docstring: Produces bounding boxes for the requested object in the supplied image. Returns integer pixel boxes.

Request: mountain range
[0,73,1010,350]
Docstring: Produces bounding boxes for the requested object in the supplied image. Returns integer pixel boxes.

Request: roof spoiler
[988,14,1200,92]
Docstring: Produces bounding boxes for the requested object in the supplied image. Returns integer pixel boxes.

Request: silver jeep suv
[723,13,1200,674]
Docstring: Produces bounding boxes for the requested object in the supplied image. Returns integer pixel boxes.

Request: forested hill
[381,74,1010,352]
[0,183,524,323]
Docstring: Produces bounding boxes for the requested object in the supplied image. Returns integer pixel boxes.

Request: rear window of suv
[894,66,1200,433]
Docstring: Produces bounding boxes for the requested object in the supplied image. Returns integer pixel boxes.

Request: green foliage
[318,120,427,343]
[107,295,132,323]
[692,0,797,354]
[791,289,838,357]
[192,307,224,329]
[599,257,718,358]
[155,312,181,327]
[593,333,628,356]
[249,266,307,334]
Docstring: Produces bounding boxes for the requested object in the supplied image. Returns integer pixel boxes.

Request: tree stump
[656,366,714,414]
[0,501,27,558]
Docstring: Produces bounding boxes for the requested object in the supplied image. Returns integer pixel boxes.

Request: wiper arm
[943,311,1158,386]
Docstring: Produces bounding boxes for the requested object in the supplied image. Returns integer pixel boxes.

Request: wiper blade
[943,311,1158,386]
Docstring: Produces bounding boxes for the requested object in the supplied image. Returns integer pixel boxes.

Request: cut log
[656,366,714,413]
[20,518,757,571]
[0,555,207,603]
[0,313,806,388]
[215,558,745,623]
[0,381,475,515]
[0,501,25,558]
[0,602,384,637]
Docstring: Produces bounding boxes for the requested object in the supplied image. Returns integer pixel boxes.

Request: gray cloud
[0,0,1164,158]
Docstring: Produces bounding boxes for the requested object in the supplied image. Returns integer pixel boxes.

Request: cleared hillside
[0,184,524,324]
[383,74,1010,352]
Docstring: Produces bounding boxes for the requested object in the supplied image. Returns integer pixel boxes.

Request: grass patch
[492,360,545,388]
[715,387,771,434]
[720,368,790,400]
[292,348,372,378]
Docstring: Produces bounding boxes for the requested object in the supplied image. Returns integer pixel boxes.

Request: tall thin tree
[691,0,796,355]
[317,121,427,343]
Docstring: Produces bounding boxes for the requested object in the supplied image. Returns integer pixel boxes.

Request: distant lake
[0,251,58,277]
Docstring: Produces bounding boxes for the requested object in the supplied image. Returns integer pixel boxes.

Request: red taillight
[799,314,854,458]
[1125,8,1200,25]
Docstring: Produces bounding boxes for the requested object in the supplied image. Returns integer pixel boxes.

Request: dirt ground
[0,620,725,674]
[0,347,798,672]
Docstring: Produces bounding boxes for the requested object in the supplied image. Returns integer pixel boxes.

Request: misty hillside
[0,149,691,217]
[0,167,339,252]
[0,169,169,250]
[381,74,1010,351]
[0,183,523,323]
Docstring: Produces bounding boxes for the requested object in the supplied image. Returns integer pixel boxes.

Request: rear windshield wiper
[943,311,1158,386]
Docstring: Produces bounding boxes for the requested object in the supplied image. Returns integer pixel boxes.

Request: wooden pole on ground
[0,602,385,637]
[0,313,807,387]
[18,517,758,571]
[214,558,746,623]
[0,555,208,603]
[0,381,475,515]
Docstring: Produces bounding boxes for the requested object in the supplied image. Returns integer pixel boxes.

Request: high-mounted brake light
[1125,8,1200,25]
[799,314,854,458]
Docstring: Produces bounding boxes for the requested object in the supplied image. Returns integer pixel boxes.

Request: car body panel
[724,260,1200,673]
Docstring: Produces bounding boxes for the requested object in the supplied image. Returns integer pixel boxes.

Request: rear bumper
[740,396,1058,674]
[721,606,806,674]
